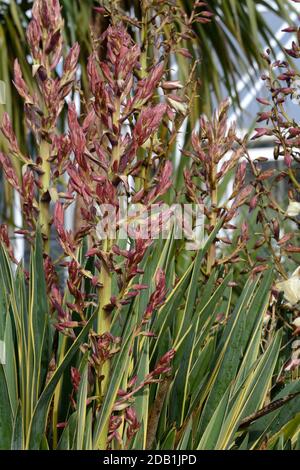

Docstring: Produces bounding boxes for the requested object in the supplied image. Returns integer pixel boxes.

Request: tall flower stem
[96,98,121,448]
[96,246,112,450]
[39,139,51,254]
[98,96,121,340]
[207,161,217,274]
[97,238,112,341]
[137,0,149,192]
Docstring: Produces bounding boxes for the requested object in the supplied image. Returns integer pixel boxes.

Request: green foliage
[0,230,299,450]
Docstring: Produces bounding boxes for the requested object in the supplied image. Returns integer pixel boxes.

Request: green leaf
[198,270,273,437]
[26,309,97,450]
[215,330,282,449]
[28,228,53,406]
[161,427,176,450]
[11,402,23,450]
[75,354,89,450]
[0,365,13,449]
[197,387,231,449]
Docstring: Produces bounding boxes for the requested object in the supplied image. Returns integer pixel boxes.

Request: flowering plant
[0,0,300,451]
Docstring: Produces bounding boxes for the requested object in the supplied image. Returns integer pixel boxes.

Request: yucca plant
[0,0,300,451]
[1,229,299,450]
[0,0,296,238]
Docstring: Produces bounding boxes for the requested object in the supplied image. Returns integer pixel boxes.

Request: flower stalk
[207,160,217,274]
[39,139,51,253]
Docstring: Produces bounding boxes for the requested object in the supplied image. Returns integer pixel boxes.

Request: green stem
[39,140,51,253]
[140,1,148,78]
[97,240,112,338]
[207,163,217,274]
[52,335,67,449]
[288,168,300,192]
[97,94,121,448]
[96,241,112,450]
[135,0,149,193]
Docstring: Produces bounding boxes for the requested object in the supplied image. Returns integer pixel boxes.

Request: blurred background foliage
[0,0,295,147]
[0,0,296,226]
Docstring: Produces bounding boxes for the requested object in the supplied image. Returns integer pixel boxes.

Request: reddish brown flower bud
[241,221,249,243]
[278,233,294,246]
[130,62,164,109]
[145,160,173,204]
[125,407,140,442]
[68,103,86,167]
[26,19,42,57]
[282,27,297,33]
[13,59,33,104]
[284,245,300,253]
[195,17,212,24]
[0,224,18,264]
[64,43,80,75]
[256,97,271,106]
[257,169,274,181]
[133,103,167,146]
[161,80,183,90]
[45,30,61,55]
[176,48,193,59]
[251,127,272,140]
[0,152,21,192]
[1,112,19,154]
[22,168,37,227]
[70,366,81,392]
[257,111,272,122]
[150,348,176,377]
[94,7,106,14]
[251,265,269,275]
[144,269,167,320]
[249,195,258,211]
[234,161,247,189]
[232,184,253,208]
